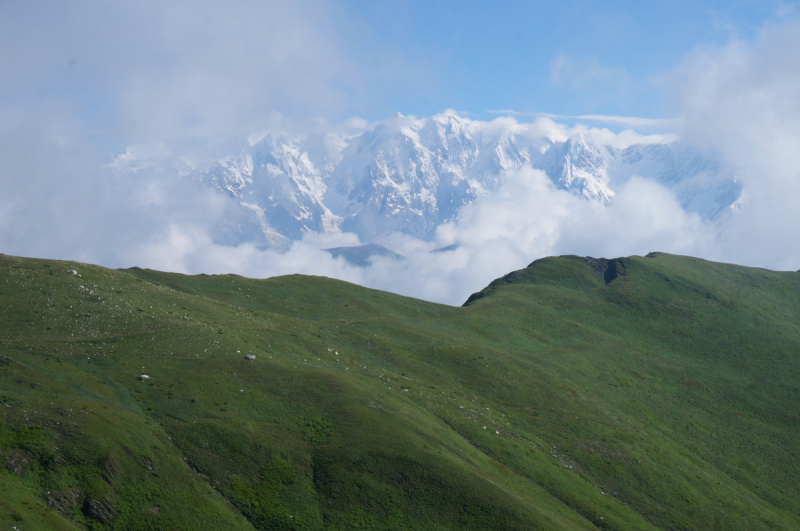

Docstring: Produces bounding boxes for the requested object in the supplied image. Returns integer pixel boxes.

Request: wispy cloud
[486,110,677,130]
[550,54,629,90]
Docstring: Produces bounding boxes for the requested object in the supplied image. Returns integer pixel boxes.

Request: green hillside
[1,251,798,530]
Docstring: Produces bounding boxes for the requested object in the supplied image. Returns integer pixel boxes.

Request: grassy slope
[0,252,798,530]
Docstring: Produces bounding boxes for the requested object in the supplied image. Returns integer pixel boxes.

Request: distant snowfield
[185,111,740,251]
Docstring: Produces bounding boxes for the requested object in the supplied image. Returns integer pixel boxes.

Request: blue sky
[336,0,795,121]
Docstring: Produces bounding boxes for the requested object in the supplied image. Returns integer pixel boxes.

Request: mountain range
[199,112,742,249]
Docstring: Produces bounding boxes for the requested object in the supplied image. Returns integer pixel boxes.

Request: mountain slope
[1,253,798,529]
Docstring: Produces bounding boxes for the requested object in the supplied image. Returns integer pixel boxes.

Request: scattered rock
[67,269,78,275]
[49,452,68,467]
[46,488,82,514]
[138,374,150,381]
[245,354,256,360]
[84,498,115,524]
[102,456,120,484]
[5,451,31,474]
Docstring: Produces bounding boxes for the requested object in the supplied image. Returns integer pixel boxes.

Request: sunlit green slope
[0,252,798,530]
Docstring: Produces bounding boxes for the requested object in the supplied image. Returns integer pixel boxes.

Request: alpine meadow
[1,251,798,529]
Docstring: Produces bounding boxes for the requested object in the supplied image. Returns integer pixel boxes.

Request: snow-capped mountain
[199,112,741,248]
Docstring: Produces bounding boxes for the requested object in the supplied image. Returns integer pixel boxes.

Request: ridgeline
[1,252,798,530]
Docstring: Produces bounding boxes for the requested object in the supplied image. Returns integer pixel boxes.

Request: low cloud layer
[103,167,716,306]
[2,9,800,306]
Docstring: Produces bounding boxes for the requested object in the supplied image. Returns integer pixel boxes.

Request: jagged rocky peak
[196,112,741,249]
[538,132,614,203]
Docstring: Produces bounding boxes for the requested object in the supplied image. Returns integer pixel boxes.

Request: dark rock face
[46,489,83,514]
[84,498,115,524]
[141,457,155,471]
[603,258,626,284]
[102,456,120,484]
[5,451,31,474]
[584,256,627,284]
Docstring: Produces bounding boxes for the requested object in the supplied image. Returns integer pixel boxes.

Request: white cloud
[663,19,800,270]
[0,0,416,152]
[501,112,677,131]
[96,167,716,306]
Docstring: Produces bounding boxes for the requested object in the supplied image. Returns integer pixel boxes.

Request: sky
[3,1,796,138]
[337,0,796,120]
[2,1,800,304]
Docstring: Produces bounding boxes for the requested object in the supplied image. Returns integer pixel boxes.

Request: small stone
[138,374,150,381]
[245,354,256,360]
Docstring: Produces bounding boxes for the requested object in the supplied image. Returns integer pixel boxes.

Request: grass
[0,251,798,529]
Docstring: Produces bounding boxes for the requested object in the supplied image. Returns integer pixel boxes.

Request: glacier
[196,111,741,249]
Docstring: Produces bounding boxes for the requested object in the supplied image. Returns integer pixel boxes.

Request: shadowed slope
[324,243,404,267]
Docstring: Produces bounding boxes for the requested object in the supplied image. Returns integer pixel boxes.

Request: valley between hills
[1,252,798,530]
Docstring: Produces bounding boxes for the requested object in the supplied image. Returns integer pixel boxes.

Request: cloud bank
[663,20,800,271]
[104,166,714,306]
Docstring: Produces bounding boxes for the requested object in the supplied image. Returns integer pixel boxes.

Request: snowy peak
[197,112,740,247]
[542,133,613,203]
